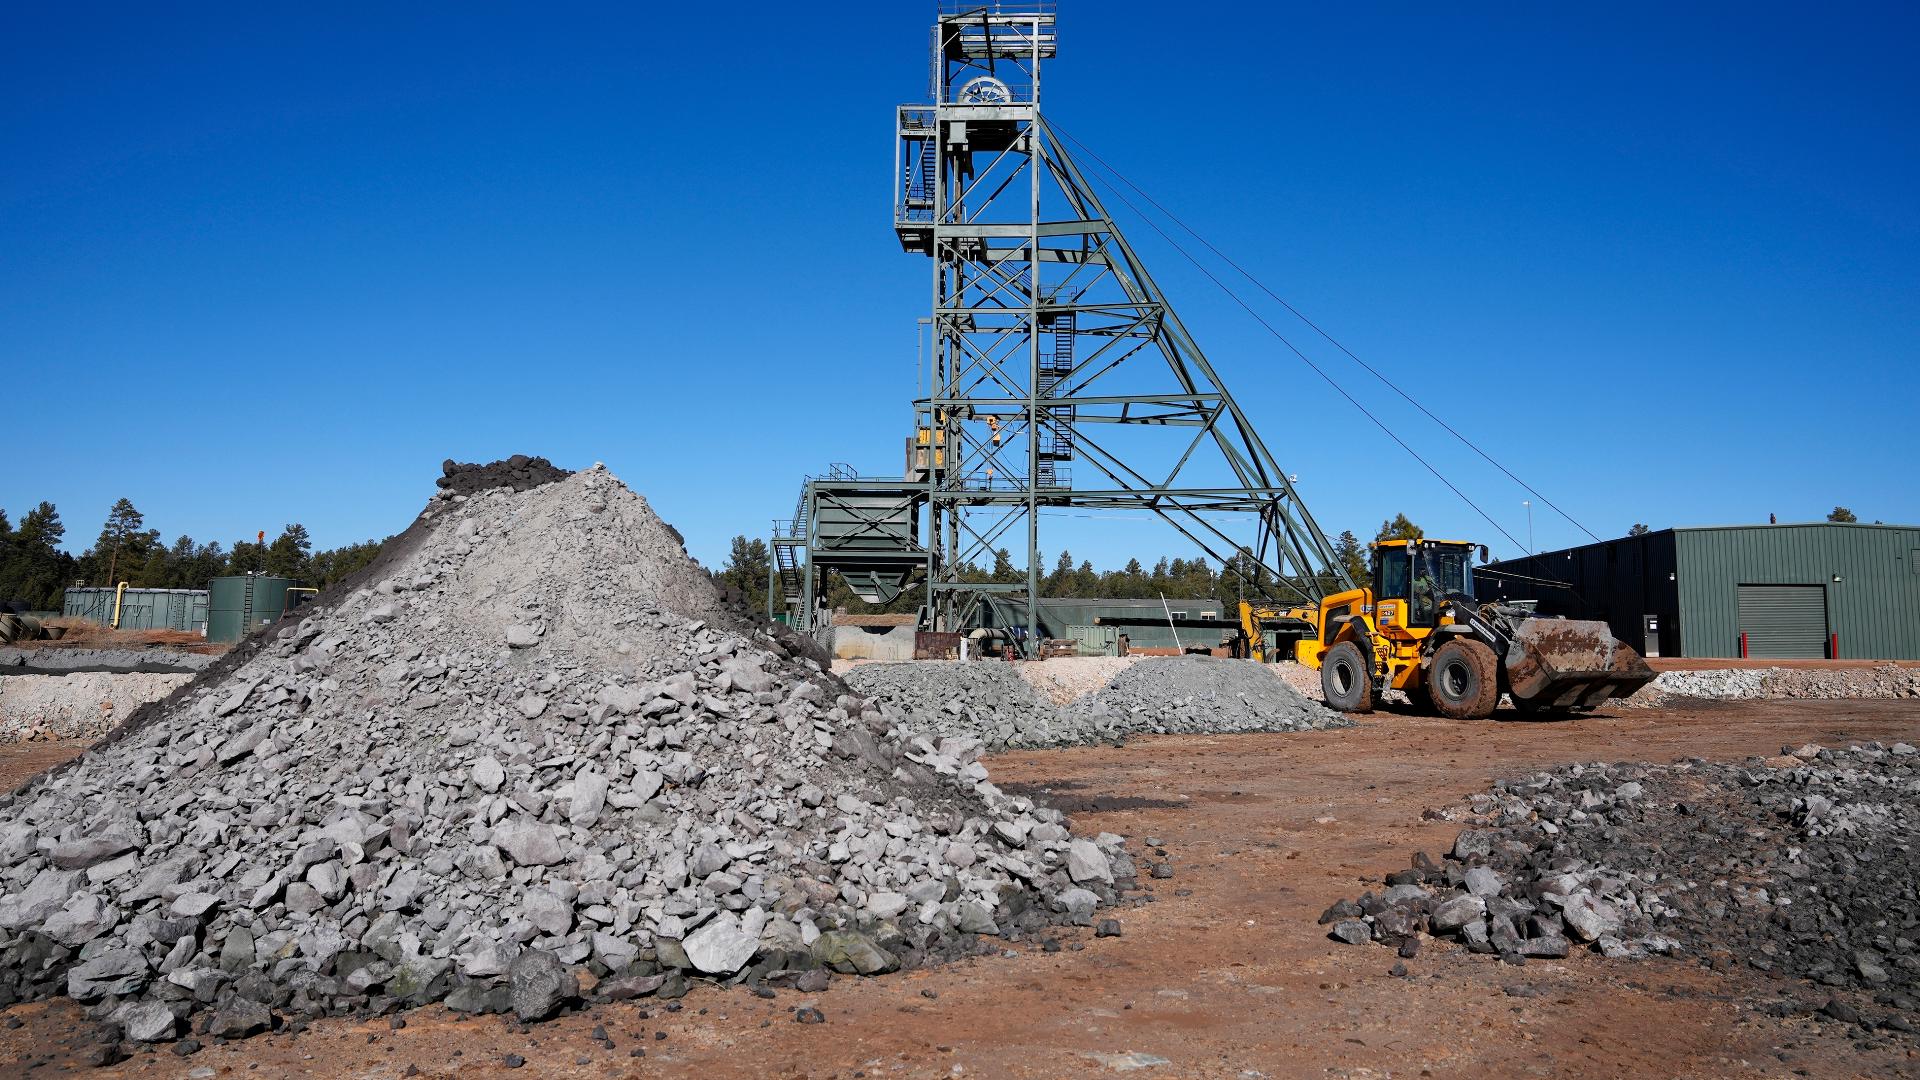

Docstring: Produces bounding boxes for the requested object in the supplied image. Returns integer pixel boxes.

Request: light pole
[1523,500,1533,557]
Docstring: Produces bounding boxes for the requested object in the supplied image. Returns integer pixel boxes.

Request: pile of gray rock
[848,655,1348,752]
[842,663,1062,750]
[1059,656,1349,738]
[1622,664,1920,707]
[0,647,216,676]
[1325,744,1920,1027]
[0,463,1134,1054]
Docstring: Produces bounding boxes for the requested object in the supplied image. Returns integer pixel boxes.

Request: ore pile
[1323,743,1920,1025]
[435,454,572,496]
[843,663,1062,750]
[848,656,1348,751]
[0,463,1133,1049]
[1059,656,1350,738]
[1623,664,1920,707]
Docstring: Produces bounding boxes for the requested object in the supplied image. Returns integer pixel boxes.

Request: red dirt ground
[1,699,1917,1078]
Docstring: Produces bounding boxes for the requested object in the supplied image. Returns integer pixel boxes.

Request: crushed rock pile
[842,663,1062,750]
[0,461,1134,1051]
[1,648,216,676]
[1060,656,1349,738]
[1323,743,1920,1030]
[847,655,1348,751]
[1623,664,1920,707]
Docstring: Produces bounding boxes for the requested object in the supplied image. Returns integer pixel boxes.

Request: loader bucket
[1503,619,1655,710]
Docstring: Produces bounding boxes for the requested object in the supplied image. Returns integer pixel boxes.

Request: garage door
[1736,584,1828,659]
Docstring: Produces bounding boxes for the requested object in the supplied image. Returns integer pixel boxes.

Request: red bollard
[1830,633,1839,660]
[1739,632,1748,659]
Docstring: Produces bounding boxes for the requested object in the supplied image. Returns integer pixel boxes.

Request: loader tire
[1429,639,1500,720]
[1321,641,1375,714]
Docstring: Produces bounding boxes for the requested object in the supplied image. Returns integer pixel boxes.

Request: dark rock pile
[0,462,1135,1058]
[1324,742,1920,1026]
[436,455,573,496]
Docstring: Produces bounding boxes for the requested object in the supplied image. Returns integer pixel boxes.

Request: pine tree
[92,498,152,586]
[1333,530,1367,585]
[1375,514,1423,544]
[718,535,771,614]
[1827,507,1858,523]
[264,524,313,579]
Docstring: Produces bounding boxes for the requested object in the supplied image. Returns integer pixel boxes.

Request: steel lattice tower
[890,3,1351,649]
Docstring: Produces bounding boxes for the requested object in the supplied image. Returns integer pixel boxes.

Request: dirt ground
[3,698,1919,1079]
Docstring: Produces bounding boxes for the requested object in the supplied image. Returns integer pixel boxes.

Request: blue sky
[5,2,1915,571]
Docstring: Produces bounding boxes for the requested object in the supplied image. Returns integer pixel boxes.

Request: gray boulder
[508,949,577,1022]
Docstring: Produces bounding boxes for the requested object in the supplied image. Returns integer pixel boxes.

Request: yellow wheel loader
[1240,538,1653,720]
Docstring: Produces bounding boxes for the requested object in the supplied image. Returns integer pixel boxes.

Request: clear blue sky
[6,2,1915,571]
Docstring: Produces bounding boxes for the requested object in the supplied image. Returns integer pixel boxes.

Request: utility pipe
[110,581,129,630]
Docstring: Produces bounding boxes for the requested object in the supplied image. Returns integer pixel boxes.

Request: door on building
[1642,614,1661,658]
[1736,584,1828,659]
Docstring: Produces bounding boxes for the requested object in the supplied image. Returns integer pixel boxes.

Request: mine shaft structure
[774,3,1350,650]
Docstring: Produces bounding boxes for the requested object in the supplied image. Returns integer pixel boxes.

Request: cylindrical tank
[208,575,300,643]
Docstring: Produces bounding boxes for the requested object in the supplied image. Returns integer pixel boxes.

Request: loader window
[1412,546,1471,626]
[1374,547,1410,605]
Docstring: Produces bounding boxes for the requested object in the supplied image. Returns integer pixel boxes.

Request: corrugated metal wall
[1475,533,1679,656]
[1675,525,1920,659]
[978,597,1231,650]
[61,588,210,633]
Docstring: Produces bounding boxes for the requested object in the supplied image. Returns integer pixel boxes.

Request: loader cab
[1371,539,1475,629]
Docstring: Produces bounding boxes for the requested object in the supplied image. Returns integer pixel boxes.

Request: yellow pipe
[110,581,129,630]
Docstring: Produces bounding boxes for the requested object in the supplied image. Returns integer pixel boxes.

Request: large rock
[508,949,577,1022]
[1066,839,1113,884]
[206,996,271,1039]
[570,769,609,826]
[50,833,137,870]
[492,820,564,866]
[1430,895,1487,934]
[472,756,506,793]
[1560,893,1623,942]
[683,912,758,975]
[68,947,148,1000]
[521,888,572,936]
[810,930,897,975]
[122,1001,178,1043]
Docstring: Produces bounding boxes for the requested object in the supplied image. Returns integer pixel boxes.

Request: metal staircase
[772,486,811,612]
[1036,307,1076,489]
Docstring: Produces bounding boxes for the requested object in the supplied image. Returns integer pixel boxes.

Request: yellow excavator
[1240,538,1653,719]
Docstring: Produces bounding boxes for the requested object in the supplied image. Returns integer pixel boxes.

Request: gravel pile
[1624,664,1920,707]
[1015,656,1138,707]
[1,648,216,676]
[1059,657,1350,739]
[1323,743,1920,1029]
[850,656,1348,750]
[0,461,1133,1055]
[0,673,192,743]
[843,663,1063,750]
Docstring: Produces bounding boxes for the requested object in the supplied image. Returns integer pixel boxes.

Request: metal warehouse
[1476,523,1920,660]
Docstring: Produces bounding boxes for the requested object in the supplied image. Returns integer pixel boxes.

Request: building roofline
[1482,520,1917,567]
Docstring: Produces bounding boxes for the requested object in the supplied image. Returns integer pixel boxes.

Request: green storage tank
[208,575,301,643]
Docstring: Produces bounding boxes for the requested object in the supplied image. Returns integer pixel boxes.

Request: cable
[1055,126,1604,547]
[1062,148,1531,556]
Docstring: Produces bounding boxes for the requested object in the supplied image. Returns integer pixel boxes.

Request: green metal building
[62,588,210,634]
[977,596,1233,652]
[1477,523,1920,660]
[207,574,304,643]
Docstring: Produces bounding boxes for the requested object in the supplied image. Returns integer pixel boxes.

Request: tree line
[0,497,386,611]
